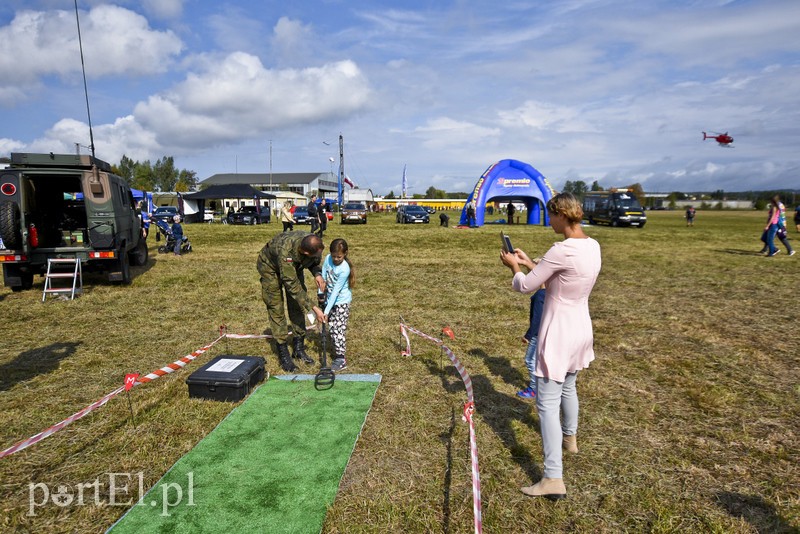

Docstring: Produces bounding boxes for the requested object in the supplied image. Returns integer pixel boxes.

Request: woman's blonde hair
[546,192,583,225]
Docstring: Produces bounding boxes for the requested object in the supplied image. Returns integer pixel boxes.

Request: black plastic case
[186,355,265,402]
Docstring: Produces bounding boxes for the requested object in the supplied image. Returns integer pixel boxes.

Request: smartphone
[501,232,513,253]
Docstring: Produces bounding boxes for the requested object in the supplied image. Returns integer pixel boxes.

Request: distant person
[141,210,151,240]
[517,278,545,399]
[171,215,183,256]
[321,238,355,372]
[319,198,328,237]
[308,195,320,236]
[439,213,449,227]
[501,192,601,500]
[685,206,696,226]
[256,231,326,372]
[763,195,789,257]
[507,201,515,224]
[466,199,477,227]
[280,202,294,232]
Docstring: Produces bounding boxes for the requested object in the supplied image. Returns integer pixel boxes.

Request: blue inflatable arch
[459,159,556,226]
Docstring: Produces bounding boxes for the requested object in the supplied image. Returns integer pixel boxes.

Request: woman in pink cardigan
[501,192,601,500]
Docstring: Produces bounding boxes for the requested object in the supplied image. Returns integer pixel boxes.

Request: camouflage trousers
[257,258,307,345]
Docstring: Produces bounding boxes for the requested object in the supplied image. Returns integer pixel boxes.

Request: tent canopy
[183,184,276,200]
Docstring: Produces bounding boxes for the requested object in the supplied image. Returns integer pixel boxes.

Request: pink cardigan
[512,237,602,381]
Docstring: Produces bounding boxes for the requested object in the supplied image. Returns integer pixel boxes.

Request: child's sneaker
[331,358,347,372]
[516,387,536,398]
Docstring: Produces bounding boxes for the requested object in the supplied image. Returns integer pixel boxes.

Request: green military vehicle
[0,152,147,291]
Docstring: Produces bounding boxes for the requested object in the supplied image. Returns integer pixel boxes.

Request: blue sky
[1,0,798,195]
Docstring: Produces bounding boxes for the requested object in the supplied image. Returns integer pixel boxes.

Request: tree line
[112,155,198,192]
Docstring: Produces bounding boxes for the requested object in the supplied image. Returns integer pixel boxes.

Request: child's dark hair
[330,238,355,288]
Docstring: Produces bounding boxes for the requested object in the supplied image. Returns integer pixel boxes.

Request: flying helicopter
[703,131,734,147]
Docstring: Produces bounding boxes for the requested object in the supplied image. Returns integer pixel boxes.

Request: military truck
[0,152,147,291]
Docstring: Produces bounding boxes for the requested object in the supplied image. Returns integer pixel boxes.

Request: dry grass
[1,210,798,533]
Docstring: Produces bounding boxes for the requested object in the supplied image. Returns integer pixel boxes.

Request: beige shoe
[563,434,579,454]
[520,478,567,500]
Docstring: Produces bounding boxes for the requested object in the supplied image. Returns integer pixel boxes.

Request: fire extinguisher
[28,224,39,248]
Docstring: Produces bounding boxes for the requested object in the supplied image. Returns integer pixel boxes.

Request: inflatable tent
[459,159,556,226]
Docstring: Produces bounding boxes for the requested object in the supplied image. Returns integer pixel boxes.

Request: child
[517,283,546,398]
[171,215,183,255]
[321,238,354,372]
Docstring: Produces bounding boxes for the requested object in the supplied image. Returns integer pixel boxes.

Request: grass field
[1,209,798,533]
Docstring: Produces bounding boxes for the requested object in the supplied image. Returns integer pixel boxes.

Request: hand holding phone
[501,232,513,253]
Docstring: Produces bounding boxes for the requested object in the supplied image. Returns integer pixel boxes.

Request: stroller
[154,218,192,254]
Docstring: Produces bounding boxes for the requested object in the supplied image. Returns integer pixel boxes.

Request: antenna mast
[74,0,96,160]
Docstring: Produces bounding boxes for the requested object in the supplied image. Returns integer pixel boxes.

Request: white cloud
[0,6,183,104]
[0,138,26,154]
[133,53,371,150]
[142,0,183,20]
[25,117,158,163]
[498,101,596,133]
[271,17,314,65]
[413,118,500,150]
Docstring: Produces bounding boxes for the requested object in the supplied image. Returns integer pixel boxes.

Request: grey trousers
[535,371,579,479]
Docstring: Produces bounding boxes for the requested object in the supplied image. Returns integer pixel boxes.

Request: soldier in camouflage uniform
[257,231,326,371]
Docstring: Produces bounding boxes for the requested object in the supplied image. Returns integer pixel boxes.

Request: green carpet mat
[108,374,381,534]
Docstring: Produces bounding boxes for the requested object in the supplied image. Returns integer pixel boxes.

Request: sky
[1,0,799,195]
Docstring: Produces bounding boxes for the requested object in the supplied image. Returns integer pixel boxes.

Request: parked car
[152,206,180,223]
[227,205,270,225]
[423,206,436,214]
[292,206,312,224]
[396,205,430,224]
[341,202,368,224]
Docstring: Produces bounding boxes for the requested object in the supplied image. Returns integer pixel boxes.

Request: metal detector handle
[319,322,328,369]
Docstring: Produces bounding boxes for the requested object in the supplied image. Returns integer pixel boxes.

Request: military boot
[292,336,314,364]
[276,343,297,372]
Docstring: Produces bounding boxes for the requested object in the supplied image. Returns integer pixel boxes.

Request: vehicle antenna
[74,0,96,160]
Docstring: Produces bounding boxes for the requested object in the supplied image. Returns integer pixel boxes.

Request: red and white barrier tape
[0,329,273,460]
[0,385,126,459]
[400,322,482,534]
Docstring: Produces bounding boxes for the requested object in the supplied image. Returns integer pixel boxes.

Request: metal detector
[315,321,335,390]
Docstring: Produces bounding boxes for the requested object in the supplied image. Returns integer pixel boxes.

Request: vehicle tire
[0,201,22,249]
[158,245,168,254]
[638,222,646,229]
[611,219,619,227]
[130,238,148,266]
[363,218,367,224]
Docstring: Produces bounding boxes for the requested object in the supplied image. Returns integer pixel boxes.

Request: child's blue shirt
[524,288,546,341]
[321,254,352,315]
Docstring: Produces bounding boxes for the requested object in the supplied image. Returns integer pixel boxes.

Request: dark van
[583,190,646,228]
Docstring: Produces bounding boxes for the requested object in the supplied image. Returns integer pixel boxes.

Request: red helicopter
[703,131,734,147]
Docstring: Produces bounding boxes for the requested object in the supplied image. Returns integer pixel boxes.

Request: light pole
[269,140,273,216]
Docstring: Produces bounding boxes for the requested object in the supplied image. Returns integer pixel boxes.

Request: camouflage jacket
[258,231,322,311]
